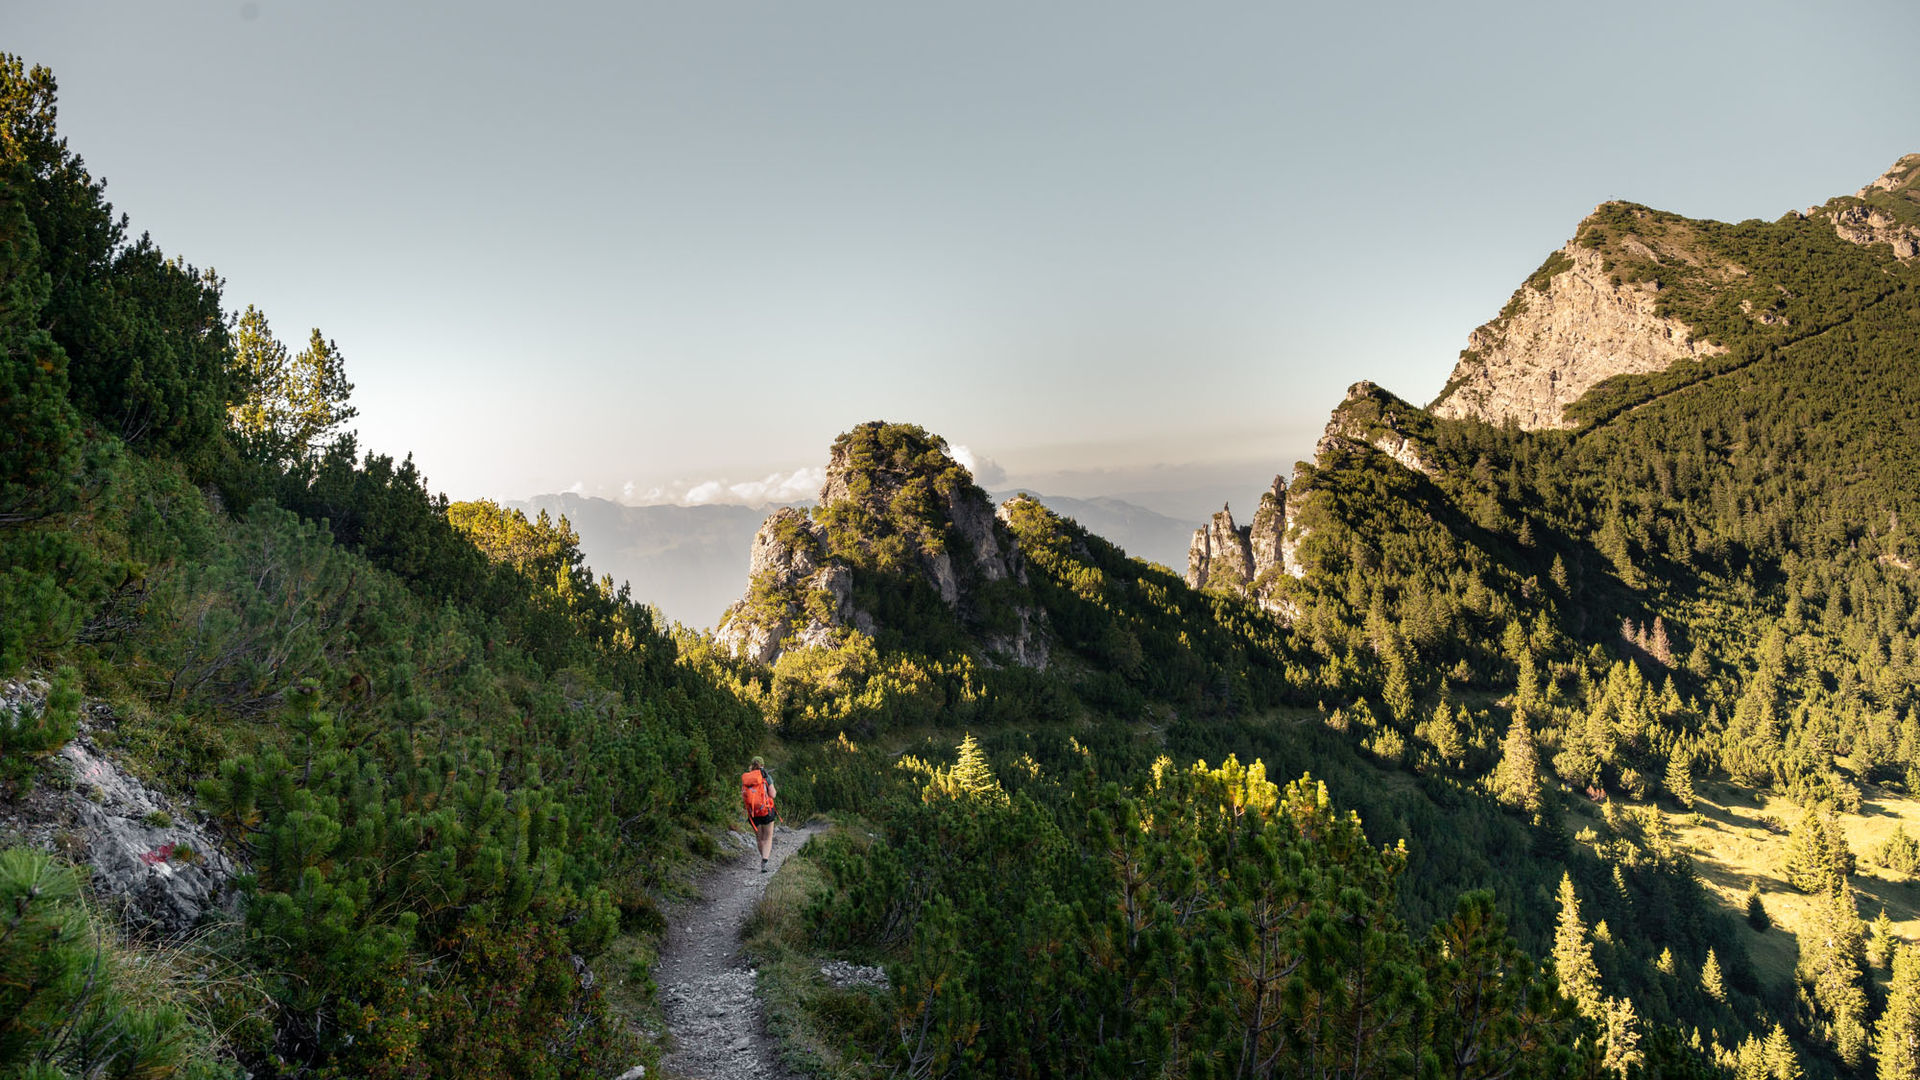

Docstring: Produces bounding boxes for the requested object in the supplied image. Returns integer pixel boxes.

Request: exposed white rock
[1186,505,1254,591]
[0,681,241,938]
[1821,153,1920,260]
[1429,242,1726,430]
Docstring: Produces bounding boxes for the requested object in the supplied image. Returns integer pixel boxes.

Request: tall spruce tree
[1880,944,1920,1080]
[1552,873,1601,1018]
[1493,711,1542,815]
[1701,947,1727,1004]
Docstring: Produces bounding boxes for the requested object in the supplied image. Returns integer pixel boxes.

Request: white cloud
[626,465,826,507]
[683,480,726,504]
[948,444,1006,487]
[565,479,587,494]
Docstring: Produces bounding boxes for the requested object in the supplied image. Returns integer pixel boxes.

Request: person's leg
[757,819,774,860]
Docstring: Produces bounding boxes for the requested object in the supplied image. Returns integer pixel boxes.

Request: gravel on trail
[653,821,825,1080]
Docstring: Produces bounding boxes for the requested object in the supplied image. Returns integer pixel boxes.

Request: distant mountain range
[510,490,1196,629]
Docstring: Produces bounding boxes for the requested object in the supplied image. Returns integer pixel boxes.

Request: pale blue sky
[8,0,1917,520]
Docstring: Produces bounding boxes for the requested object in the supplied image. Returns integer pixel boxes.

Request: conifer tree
[0,171,85,529]
[1426,699,1466,766]
[1761,1023,1801,1080]
[1602,995,1643,1075]
[1873,908,1898,972]
[1493,711,1542,815]
[1880,944,1920,1080]
[1666,745,1696,808]
[1648,616,1675,667]
[1798,881,1868,1067]
[1701,947,1727,1003]
[1552,873,1600,1018]
[1785,809,1849,893]
[227,306,356,459]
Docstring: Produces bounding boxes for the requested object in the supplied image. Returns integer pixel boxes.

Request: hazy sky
[9,1,1918,521]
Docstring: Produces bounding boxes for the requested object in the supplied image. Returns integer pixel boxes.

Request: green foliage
[227,306,356,461]
[0,667,77,792]
[1878,943,1920,1080]
[0,848,237,1079]
[0,56,763,1078]
[804,752,1599,1078]
[1875,825,1920,874]
[1782,808,1854,894]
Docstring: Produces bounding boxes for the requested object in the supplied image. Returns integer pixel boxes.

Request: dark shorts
[750,812,775,827]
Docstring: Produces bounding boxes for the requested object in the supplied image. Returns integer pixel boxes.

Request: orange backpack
[742,768,774,817]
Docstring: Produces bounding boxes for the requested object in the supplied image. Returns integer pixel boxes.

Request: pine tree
[0,171,85,528]
[1552,873,1600,1019]
[1797,882,1868,1067]
[1493,712,1541,815]
[1666,745,1696,809]
[1701,946,1727,1003]
[1879,944,1920,1080]
[286,327,356,453]
[1785,809,1849,893]
[226,306,356,459]
[1602,995,1643,1074]
[1657,946,1676,976]
[228,304,290,441]
[1873,908,1898,972]
[1425,700,1467,766]
[1760,1023,1801,1080]
[924,733,1006,805]
[1648,616,1675,666]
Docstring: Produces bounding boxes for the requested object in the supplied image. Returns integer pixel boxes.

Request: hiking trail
[653,820,825,1080]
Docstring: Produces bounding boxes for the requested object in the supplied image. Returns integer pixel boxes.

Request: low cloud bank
[627,466,826,507]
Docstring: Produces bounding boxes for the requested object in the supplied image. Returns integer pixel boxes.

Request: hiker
[742,756,777,872]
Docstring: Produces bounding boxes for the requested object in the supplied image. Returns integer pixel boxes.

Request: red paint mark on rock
[139,843,175,866]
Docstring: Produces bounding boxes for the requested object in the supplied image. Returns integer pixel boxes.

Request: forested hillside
[703,159,1920,1080]
[0,58,757,1079]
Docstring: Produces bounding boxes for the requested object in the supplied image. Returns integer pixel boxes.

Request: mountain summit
[1430,152,1920,430]
[714,422,1046,668]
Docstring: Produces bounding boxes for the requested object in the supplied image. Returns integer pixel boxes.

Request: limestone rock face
[713,508,841,665]
[1820,155,1920,260]
[715,423,1045,669]
[1278,467,1312,581]
[1247,476,1287,578]
[1829,203,1920,260]
[0,681,242,938]
[1186,505,1253,591]
[1428,242,1725,430]
[1184,475,1295,619]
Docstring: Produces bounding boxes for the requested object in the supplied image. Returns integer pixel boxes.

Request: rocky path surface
[655,821,824,1080]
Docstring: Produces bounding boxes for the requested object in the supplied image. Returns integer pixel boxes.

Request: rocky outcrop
[1320,381,1437,477]
[713,509,864,664]
[1247,476,1287,579]
[1184,475,1299,621]
[1828,203,1920,260]
[1187,505,1253,591]
[1428,240,1725,430]
[1817,154,1920,260]
[0,680,242,938]
[715,423,1046,668]
[1186,476,1290,596]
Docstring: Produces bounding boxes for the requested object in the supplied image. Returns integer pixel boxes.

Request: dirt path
[656,821,825,1080]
